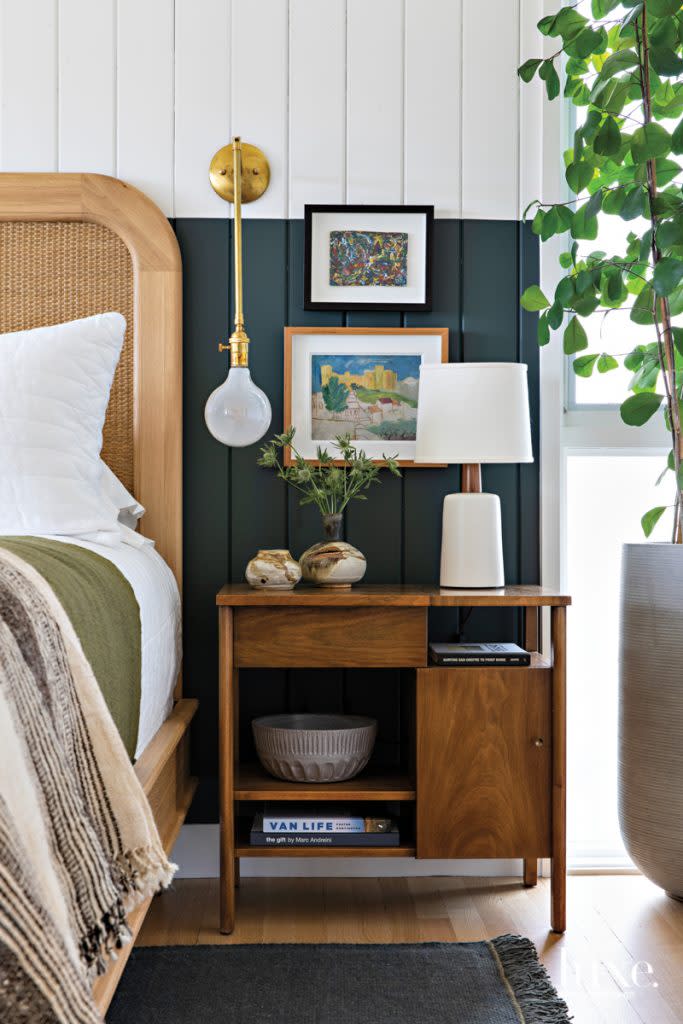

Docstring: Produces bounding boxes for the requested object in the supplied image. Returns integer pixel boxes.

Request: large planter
[619,542,683,898]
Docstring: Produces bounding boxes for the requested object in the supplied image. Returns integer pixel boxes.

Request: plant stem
[636,5,682,542]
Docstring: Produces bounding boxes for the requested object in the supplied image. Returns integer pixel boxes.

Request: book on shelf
[429,642,531,667]
[261,804,393,835]
[250,813,400,847]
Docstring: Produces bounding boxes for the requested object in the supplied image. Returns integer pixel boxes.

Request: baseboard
[172,824,532,879]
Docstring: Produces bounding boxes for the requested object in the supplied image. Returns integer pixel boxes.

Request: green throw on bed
[0,537,141,757]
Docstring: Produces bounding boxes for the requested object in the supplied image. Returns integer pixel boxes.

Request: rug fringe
[490,934,573,1024]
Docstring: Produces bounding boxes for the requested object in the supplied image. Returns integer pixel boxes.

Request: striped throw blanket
[0,546,175,1024]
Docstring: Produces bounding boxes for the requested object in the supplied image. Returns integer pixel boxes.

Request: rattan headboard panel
[0,221,135,491]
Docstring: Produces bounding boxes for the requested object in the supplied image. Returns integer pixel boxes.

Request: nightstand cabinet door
[416,667,552,859]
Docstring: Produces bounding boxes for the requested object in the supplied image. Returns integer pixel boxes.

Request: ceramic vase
[245,549,301,590]
[619,542,683,898]
[299,513,366,588]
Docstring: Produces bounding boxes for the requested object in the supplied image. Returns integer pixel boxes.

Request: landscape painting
[311,354,420,442]
[329,230,408,287]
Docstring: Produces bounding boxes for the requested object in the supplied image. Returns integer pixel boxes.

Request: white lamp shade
[415,362,533,464]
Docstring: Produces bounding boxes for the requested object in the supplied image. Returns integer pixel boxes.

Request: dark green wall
[176,217,539,822]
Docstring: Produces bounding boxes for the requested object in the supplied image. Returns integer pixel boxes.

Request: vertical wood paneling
[117,0,174,215]
[347,0,404,204]
[174,0,230,217]
[405,0,461,216]
[58,0,115,174]
[231,0,288,219]
[288,0,346,217]
[519,0,544,217]
[461,0,520,220]
[0,0,57,171]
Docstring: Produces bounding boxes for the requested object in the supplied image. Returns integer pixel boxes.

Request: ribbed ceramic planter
[619,543,683,898]
[252,713,377,783]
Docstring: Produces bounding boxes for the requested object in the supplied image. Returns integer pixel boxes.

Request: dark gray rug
[106,936,571,1023]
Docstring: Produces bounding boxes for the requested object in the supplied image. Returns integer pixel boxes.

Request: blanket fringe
[490,935,573,1024]
[82,847,176,976]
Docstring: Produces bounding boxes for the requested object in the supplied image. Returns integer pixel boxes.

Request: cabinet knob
[533,737,544,748]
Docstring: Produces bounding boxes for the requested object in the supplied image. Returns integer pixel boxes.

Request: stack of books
[250,805,400,847]
[429,642,531,667]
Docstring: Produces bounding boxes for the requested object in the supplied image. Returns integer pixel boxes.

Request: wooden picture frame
[284,326,449,467]
[304,204,434,311]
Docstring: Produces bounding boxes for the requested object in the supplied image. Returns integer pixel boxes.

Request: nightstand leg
[551,606,567,933]
[523,858,538,887]
[235,857,240,889]
[219,607,235,934]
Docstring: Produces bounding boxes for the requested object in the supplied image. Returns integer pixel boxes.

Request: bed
[0,172,196,1016]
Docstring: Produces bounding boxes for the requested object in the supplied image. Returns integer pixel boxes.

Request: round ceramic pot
[252,713,377,783]
[298,513,366,588]
[619,543,683,898]
[245,549,301,590]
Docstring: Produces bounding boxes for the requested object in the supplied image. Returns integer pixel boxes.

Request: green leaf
[620,185,647,220]
[540,206,559,241]
[555,276,576,307]
[624,345,645,371]
[538,312,550,346]
[539,59,560,100]
[547,300,564,329]
[531,209,545,236]
[597,353,619,373]
[650,47,683,77]
[649,0,682,17]
[566,161,593,194]
[585,188,604,219]
[656,220,683,250]
[567,26,607,59]
[596,49,639,84]
[653,256,683,296]
[630,284,656,324]
[672,326,683,357]
[559,251,574,269]
[672,117,683,154]
[573,353,600,377]
[520,284,550,311]
[631,123,672,163]
[602,187,626,215]
[571,203,599,240]
[592,0,621,14]
[573,291,601,316]
[620,391,664,425]
[641,505,667,537]
[518,58,543,83]
[593,116,622,156]
[564,316,588,355]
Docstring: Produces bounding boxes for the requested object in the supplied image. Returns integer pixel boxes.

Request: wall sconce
[204,137,272,447]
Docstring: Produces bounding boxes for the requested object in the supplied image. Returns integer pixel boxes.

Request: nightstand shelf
[217,583,570,936]
[235,763,415,802]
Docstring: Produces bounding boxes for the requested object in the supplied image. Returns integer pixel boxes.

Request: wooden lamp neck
[461,463,482,493]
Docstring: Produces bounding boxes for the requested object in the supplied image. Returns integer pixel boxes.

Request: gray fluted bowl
[252,713,377,783]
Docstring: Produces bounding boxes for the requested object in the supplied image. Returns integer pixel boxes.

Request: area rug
[106,937,571,1023]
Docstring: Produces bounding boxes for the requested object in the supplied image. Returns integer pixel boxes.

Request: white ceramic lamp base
[440,492,505,588]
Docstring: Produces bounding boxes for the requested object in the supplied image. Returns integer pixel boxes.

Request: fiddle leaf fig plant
[519,0,683,541]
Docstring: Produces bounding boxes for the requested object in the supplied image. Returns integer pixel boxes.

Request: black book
[429,642,531,667]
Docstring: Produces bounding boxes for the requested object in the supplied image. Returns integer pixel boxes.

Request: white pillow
[99,461,145,529]
[0,313,126,542]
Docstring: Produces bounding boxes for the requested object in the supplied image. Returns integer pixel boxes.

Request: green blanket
[0,537,141,757]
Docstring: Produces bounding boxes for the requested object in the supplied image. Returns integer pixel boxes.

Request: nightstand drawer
[233,605,427,668]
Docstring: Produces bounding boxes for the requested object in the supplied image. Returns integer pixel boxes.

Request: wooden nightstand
[216,584,570,935]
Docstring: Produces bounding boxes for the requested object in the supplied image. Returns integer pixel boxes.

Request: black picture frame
[303,204,434,312]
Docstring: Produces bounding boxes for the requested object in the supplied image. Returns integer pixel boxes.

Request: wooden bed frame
[0,173,197,1014]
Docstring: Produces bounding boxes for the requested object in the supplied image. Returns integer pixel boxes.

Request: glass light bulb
[204,366,272,447]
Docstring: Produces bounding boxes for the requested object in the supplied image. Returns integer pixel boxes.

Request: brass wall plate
[209,142,270,203]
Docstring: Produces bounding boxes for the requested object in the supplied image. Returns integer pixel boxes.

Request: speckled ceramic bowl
[252,713,377,783]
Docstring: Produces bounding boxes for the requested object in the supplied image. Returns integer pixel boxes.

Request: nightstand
[216,584,569,935]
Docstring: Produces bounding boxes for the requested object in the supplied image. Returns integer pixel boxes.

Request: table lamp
[415,362,533,588]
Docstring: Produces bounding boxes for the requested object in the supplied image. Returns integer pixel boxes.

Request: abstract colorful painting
[311,353,420,442]
[329,230,408,287]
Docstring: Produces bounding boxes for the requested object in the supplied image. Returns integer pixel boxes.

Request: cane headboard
[0,174,182,586]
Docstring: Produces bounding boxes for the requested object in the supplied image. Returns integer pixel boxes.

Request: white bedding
[51,536,181,758]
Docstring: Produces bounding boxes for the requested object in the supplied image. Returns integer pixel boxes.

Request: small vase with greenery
[258,428,401,586]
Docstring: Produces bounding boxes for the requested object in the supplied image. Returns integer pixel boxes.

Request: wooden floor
[138,874,683,1023]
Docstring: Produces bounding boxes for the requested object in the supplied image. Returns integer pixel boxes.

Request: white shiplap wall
[0,0,541,220]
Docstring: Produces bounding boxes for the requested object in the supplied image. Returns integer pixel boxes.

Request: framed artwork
[284,327,449,466]
[304,205,434,311]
